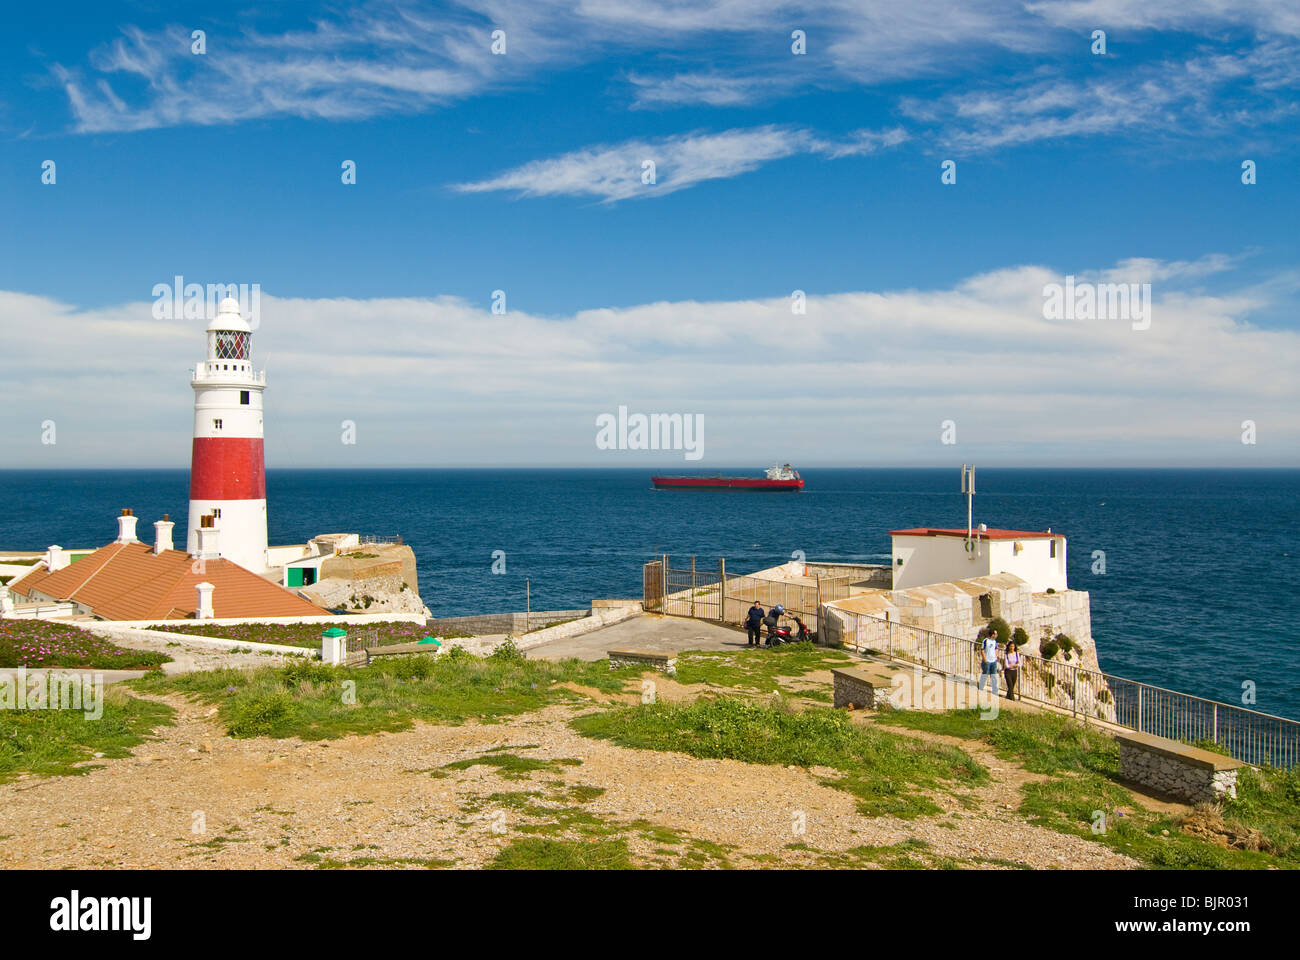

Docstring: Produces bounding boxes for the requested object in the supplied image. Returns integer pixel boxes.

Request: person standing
[977,628,1000,699]
[745,601,765,647]
[1003,640,1021,701]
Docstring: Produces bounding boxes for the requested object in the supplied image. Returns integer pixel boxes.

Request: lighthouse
[186,297,268,573]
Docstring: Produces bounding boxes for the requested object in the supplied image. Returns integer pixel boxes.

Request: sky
[0,0,1297,468]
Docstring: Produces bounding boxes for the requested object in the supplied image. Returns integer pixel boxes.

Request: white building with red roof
[889,526,1067,593]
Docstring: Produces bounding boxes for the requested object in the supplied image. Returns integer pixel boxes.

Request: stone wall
[821,573,1114,720]
[1118,734,1243,803]
[832,669,886,710]
[305,543,431,617]
[426,609,590,637]
[609,651,677,676]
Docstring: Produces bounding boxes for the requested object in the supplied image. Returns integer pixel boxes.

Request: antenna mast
[961,464,976,542]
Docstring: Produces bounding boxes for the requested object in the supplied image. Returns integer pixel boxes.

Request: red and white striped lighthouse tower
[186,297,268,572]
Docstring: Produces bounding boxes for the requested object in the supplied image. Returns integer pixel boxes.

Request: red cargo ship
[651,464,804,491]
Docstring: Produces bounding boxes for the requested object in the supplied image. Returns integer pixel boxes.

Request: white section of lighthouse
[186,297,269,573]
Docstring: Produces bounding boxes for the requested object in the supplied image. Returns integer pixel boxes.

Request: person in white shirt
[976,628,1000,699]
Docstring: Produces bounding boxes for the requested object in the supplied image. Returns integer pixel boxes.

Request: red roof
[889,527,1058,540]
[11,541,328,620]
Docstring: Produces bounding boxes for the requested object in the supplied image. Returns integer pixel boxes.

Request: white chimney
[193,514,221,560]
[154,514,175,555]
[195,581,215,620]
[45,545,70,572]
[0,588,15,617]
[116,508,139,544]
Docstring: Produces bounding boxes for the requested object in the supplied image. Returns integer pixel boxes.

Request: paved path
[527,614,745,661]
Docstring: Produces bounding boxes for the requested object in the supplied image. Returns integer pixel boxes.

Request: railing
[833,609,1300,769]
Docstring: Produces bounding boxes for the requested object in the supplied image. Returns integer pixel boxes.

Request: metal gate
[644,555,724,621]
[642,559,664,612]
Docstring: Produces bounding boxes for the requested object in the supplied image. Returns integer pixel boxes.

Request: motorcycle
[766,612,812,645]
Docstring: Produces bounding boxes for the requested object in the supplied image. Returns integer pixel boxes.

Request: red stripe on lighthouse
[190,437,266,500]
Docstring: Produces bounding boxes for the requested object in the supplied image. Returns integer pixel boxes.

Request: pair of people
[745,601,786,647]
[976,628,1021,701]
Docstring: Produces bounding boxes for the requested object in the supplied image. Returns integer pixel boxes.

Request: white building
[890,526,1067,594]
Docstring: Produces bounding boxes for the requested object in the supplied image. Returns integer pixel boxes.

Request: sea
[1,468,1297,719]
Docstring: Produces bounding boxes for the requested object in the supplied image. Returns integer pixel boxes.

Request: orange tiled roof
[11,541,327,620]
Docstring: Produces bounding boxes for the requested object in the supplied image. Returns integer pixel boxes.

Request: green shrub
[1011,627,1029,647]
[226,691,294,738]
[1040,639,1060,661]
[986,618,1012,644]
[490,638,525,662]
[1055,634,1076,661]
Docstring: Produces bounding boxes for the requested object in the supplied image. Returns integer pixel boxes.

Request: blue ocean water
[1,468,1297,719]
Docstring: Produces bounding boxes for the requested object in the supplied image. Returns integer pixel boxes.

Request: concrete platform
[527,614,744,661]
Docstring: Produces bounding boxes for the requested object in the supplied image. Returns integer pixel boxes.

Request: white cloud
[2,258,1295,467]
[453,125,906,201]
[50,0,1300,135]
[901,41,1300,152]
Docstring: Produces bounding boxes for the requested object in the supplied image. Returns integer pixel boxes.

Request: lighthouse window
[213,418,223,430]
[240,390,250,405]
[1050,539,1057,558]
[214,331,250,360]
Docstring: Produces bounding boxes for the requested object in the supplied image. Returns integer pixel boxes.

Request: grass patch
[572,695,986,818]
[875,707,1120,776]
[674,642,849,694]
[488,837,634,870]
[443,753,581,779]
[0,686,173,782]
[128,650,646,740]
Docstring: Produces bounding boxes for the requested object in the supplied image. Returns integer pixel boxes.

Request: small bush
[1011,627,1029,647]
[986,618,1012,645]
[490,638,525,662]
[1056,634,1077,661]
[1040,639,1060,661]
[226,691,294,738]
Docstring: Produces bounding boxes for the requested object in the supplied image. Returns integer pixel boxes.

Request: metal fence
[834,609,1300,769]
[641,556,866,634]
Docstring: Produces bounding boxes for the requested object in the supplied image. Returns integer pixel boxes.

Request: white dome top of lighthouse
[207,297,252,334]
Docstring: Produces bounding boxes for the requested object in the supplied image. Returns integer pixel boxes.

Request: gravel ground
[0,673,1138,870]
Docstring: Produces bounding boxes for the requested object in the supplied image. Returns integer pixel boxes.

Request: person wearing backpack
[977,628,1000,699]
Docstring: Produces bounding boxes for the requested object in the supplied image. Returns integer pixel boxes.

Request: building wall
[892,534,1067,593]
[987,537,1067,592]
[891,535,989,589]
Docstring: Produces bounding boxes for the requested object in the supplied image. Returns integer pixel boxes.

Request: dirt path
[0,682,1138,870]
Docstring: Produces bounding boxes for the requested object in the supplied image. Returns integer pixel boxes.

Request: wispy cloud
[42,0,1300,170]
[901,41,1300,152]
[452,125,907,201]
